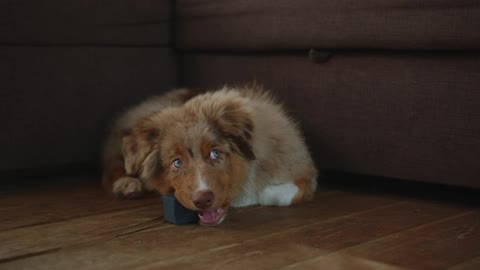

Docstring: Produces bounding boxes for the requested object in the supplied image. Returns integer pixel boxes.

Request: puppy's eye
[171,159,183,169]
[209,149,220,160]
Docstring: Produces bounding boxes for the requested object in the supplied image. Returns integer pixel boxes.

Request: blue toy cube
[162,194,198,225]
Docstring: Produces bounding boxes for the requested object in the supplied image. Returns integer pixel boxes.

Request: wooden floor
[0,175,479,270]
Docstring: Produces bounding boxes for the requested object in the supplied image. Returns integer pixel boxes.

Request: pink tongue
[198,210,222,224]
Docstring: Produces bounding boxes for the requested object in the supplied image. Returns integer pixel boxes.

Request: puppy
[102,86,318,225]
[102,89,192,198]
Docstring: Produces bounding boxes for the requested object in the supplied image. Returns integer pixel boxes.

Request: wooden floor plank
[289,211,480,270]
[133,200,468,270]
[0,205,169,261]
[0,181,163,231]
[2,178,477,270]
[448,256,480,270]
[0,188,338,262]
[285,254,410,270]
[0,192,399,270]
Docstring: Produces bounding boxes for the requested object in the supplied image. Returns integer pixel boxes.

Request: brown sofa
[175,0,480,188]
[1,1,176,171]
[2,1,479,188]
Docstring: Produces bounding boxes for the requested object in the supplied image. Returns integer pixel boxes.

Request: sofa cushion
[0,0,171,45]
[181,52,480,188]
[176,0,480,51]
[0,47,176,172]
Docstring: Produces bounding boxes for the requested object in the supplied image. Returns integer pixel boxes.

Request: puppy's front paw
[112,177,144,199]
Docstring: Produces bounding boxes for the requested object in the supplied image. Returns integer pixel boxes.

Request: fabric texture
[1,0,170,45]
[0,48,176,171]
[176,0,480,51]
[181,52,480,188]
[0,1,176,173]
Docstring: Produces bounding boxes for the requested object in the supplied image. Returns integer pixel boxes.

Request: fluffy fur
[102,86,318,225]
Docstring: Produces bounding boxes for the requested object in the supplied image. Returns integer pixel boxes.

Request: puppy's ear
[213,101,256,160]
[121,127,160,179]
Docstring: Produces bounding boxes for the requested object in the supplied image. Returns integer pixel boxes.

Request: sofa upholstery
[0,0,170,45]
[181,52,480,188]
[0,1,176,171]
[1,1,479,189]
[176,0,480,51]
[176,1,480,188]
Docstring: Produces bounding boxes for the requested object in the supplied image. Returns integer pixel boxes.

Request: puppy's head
[137,91,255,225]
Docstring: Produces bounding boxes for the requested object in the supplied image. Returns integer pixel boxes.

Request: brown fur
[101,89,192,197]
[102,86,318,224]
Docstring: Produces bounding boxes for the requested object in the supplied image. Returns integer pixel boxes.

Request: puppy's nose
[193,190,214,210]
